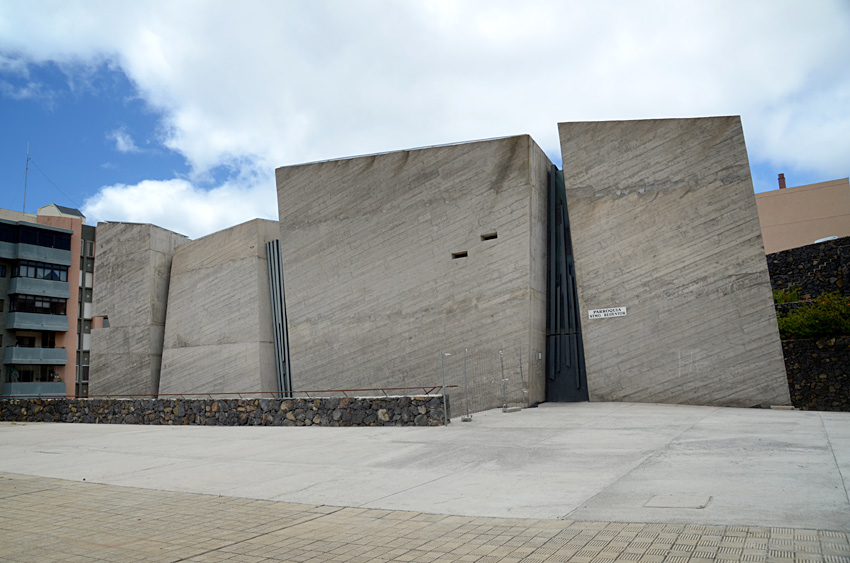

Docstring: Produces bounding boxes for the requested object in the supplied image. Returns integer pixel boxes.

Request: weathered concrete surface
[276,136,550,407]
[0,402,847,531]
[89,223,189,395]
[159,219,280,394]
[559,117,790,407]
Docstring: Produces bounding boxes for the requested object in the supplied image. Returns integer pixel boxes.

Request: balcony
[6,312,68,332]
[7,277,70,299]
[3,346,67,365]
[0,241,72,266]
[1,382,66,398]
[0,240,15,261]
[15,243,72,266]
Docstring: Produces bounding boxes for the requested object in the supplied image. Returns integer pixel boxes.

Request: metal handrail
[0,385,459,400]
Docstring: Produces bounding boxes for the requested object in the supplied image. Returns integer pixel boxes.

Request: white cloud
[82,165,277,239]
[2,0,850,234]
[106,127,140,153]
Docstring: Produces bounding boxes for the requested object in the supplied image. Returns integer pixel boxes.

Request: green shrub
[773,287,800,304]
[777,291,850,339]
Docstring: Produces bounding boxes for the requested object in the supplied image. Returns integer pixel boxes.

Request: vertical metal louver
[266,240,292,397]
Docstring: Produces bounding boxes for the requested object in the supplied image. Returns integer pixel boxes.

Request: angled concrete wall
[159,219,280,394]
[276,136,550,408]
[559,116,790,407]
[89,223,189,395]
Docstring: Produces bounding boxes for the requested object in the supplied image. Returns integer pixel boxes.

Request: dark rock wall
[768,237,850,412]
[0,396,450,426]
[782,337,850,412]
[767,236,850,298]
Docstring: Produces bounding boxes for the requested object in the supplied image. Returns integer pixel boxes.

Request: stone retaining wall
[0,395,450,426]
[767,236,850,298]
[767,238,850,412]
[782,337,850,412]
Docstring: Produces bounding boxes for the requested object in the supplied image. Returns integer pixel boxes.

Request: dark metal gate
[545,166,589,402]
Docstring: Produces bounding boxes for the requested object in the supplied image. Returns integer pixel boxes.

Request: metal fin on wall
[266,240,292,397]
[545,166,589,402]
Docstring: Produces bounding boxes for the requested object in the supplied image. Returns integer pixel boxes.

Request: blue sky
[2,62,188,210]
[1,1,849,238]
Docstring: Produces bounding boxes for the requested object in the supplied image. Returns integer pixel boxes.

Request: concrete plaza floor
[0,402,848,561]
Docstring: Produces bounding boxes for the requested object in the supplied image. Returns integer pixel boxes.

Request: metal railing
[438,346,532,419]
[0,385,458,401]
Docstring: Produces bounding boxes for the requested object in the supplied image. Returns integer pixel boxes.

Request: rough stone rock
[783,336,850,412]
[0,395,450,427]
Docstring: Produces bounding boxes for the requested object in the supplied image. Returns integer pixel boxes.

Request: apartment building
[755,176,850,254]
[0,205,95,398]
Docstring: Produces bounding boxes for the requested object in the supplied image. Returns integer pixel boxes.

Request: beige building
[755,177,850,254]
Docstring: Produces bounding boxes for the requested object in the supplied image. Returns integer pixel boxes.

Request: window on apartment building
[83,240,95,257]
[83,289,93,303]
[18,228,36,245]
[16,336,36,348]
[18,228,71,250]
[0,225,15,243]
[10,364,55,383]
[9,295,67,315]
[0,264,6,277]
[13,260,68,282]
[0,299,4,313]
[84,257,94,273]
[42,331,56,349]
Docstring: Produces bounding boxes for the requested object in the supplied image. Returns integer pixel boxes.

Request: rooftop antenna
[23,142,31,213]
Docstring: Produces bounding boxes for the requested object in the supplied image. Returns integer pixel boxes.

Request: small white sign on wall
[588,307,627,319]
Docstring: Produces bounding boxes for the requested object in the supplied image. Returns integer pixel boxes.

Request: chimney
[778,173,787,189]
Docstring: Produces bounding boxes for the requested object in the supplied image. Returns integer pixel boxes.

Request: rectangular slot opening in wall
[451,251,468,259]
[480,232,498,241]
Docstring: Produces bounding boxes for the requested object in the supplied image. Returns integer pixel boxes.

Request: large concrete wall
[276,136,550,408]
[559,116,790,407]
[159,219,280,394]
[89,223,189,395]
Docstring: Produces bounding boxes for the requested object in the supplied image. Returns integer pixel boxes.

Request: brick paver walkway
[1,473,848,562]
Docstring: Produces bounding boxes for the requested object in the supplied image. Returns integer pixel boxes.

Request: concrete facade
[89,223,189,396]
[159,219,280,394]
[755,177,850,254]
[559,117,790,406]
[276,136,551,408]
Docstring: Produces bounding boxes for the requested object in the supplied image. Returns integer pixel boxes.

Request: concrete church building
[275,116,790,408]
[89,220,288,397]
[89,223,189,395]
[276,135,552,409]
[88,115,789,410]
[158,219,282,394]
